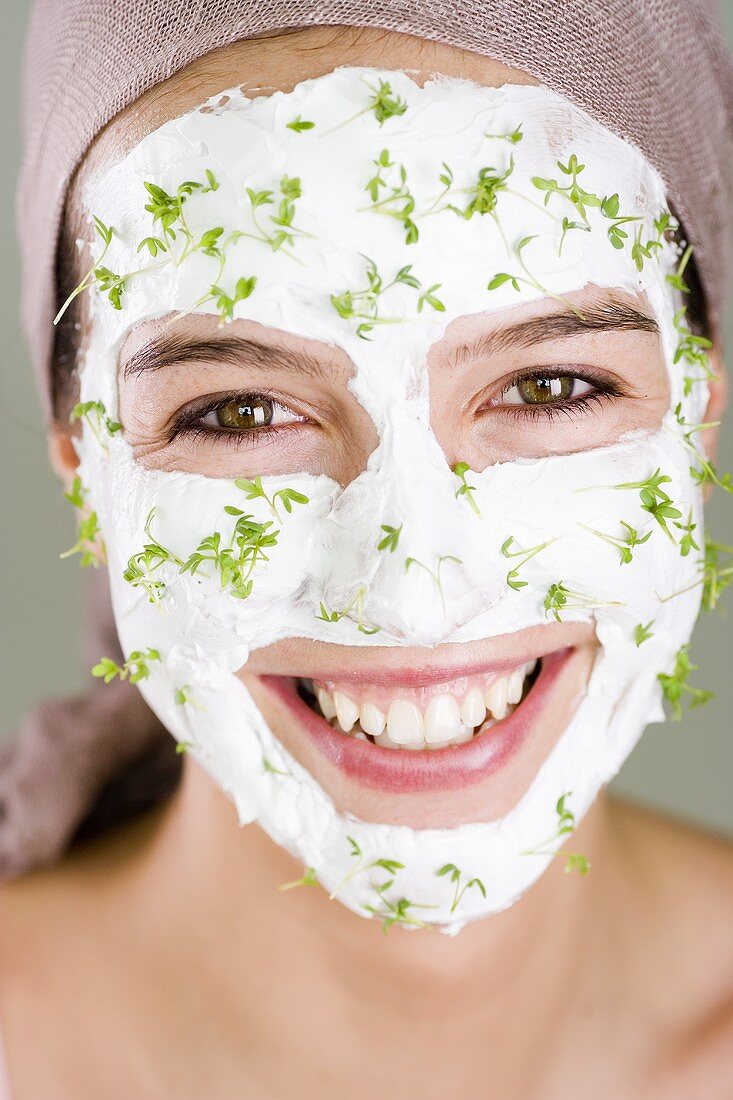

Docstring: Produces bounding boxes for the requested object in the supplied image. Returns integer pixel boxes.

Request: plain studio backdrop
[1,3,732,839]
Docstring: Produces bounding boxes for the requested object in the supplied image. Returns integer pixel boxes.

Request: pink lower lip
[259,648,574,793]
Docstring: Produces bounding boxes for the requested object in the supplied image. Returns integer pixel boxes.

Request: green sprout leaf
[487,234,586,319]
[444,157,516,222]
[364,894,437,934]
[634,621,655,647]
[544,581,623,622]
[60,477,103,569]
[329,836,406,900]
[92,647,161,685]
[658,645,713,720]
[315,585,380,635]
[417,284,445,313]
[242,175,313,254]
[673,403,732,497]
[702,539,733,613]
[262,756,291,777]
[63,475,86,511]
[521,791,590,875]
[404,555,462,617]
[565,853,591,875]
[278,867,319,891]
[53,216,118,325]
[137,235,168,257]
[580,521,652,565]
[286,115,315,132]
[501,535,555,589]
[329,256,437,337]
[485,124,523,144]
[532,153,604,223]
[174,684,206,711]
[487,271,521,292]
[435,863,487,913]
[673,509,700,557]
[210,275,257,322]
[180,513,279,601]
[365,79,407,125]
[452,461,481,517]
[666,246,717,395]
[377,524,402,553]
[361,150,419,244]
[579,468,686,542]
[123,508,184,604]
[70,399,122,447]
[234,476,309,520]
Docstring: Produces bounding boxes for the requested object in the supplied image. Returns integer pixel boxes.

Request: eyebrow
[121,299,659,381]
[451,299,659,366]
[121,332,338,381]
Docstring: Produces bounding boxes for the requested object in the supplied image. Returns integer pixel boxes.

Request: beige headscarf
[4,0,732,875]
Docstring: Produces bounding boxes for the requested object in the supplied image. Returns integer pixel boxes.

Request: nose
[319,412,506,645]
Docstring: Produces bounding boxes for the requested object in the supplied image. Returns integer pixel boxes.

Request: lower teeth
[328,712,503,749]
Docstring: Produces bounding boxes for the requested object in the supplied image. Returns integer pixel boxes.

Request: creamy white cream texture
[75,68,707,933]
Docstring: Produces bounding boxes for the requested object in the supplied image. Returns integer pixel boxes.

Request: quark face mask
[69,67,712,934]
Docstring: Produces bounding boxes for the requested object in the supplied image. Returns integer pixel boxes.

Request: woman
[1,5,733,1096]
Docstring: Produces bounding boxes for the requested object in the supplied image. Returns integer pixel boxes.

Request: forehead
[81,65,666,342]
[75,45,680,429]
[79,27,538,192]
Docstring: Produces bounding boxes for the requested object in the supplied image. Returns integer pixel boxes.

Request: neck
[129,759,625,1088]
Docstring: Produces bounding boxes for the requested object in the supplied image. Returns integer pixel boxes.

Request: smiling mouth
[296,659,540,750]
[259,646,582,793]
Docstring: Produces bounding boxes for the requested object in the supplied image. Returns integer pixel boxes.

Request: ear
[48,426,80,493]
[48,425,107,567]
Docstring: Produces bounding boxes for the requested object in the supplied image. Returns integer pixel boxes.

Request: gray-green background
[1,4,731,836]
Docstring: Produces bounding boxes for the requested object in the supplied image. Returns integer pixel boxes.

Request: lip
[259,646,581,793]
[296,653,534,689]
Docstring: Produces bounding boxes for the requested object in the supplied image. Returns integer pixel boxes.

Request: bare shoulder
[0,808,169,1095]
[609,794,733,962]
[609,793,733,912]
[0,804,165,984]
[607,795,733,1092]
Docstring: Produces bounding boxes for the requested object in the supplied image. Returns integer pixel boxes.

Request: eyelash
[499,391,615,423]
[169,369,624,447]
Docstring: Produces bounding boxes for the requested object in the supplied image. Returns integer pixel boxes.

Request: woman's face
[60,27,717,930]
[117,290,668,828]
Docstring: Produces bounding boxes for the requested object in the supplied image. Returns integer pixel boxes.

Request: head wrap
[4,0,732,877]
[17,0,733,421]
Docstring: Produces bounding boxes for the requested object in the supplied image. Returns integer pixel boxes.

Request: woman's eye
[500,374,594,406]
[197,395,303,432]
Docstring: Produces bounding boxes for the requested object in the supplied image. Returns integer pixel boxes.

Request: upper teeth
[306,661,537,751]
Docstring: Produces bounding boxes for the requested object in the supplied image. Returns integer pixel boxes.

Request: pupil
[216,397,273,430]
[517,375,574,404]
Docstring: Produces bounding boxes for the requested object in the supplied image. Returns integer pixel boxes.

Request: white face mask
[70,66,711,933]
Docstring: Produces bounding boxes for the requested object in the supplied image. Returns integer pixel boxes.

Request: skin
[1,25,733,1099]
